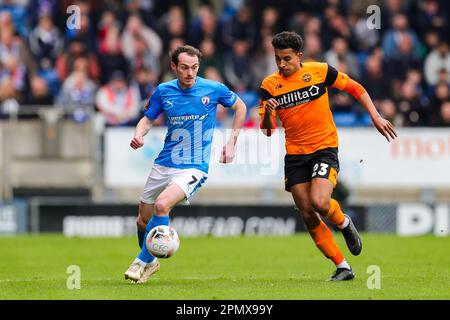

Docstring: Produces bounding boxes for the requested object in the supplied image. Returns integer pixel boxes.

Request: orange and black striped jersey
[260,62,351,155]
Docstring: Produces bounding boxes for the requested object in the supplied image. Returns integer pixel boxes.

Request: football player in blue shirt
[124,45,247,283]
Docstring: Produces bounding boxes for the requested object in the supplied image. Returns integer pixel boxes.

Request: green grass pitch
[0,234,449,300]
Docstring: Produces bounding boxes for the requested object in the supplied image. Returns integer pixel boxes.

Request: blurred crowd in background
[0,0,449,127]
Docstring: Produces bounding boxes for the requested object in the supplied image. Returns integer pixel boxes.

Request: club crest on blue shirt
[201,96,210,105]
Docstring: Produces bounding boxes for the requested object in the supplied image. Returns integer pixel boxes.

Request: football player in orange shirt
[260,31,397,281]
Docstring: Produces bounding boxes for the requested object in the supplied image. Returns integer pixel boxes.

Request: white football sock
[337,259,351,270]
[135,257,147,266]
[337,216,350,229]
[147,258,158,266]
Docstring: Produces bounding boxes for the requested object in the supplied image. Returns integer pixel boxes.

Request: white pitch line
[0,278,61,282]
[0,276,225,283]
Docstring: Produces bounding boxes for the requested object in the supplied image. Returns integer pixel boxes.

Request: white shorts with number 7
[140,164,208,205]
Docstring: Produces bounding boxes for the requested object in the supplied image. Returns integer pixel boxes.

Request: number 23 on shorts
[311,162,338,186]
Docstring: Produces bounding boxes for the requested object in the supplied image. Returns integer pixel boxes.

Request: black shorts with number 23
[284,147,339,192]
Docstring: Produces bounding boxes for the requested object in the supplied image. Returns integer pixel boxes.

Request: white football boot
[124,258,146,282]
[137,258,160,284]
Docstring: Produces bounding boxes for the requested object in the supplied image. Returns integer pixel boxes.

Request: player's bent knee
[311,197,330,215]
[154,200,170,216]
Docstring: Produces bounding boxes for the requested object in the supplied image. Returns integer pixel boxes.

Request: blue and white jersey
[145,77,237,173]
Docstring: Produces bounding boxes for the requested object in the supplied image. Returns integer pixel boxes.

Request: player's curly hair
[170,45,203,65]
[272,31,304,52]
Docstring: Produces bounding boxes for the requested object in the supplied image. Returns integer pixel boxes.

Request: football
[146,225,180,258]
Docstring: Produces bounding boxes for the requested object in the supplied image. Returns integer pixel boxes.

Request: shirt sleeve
[217,82,238,108]
[324,64,350,90]
[144,86,163,120]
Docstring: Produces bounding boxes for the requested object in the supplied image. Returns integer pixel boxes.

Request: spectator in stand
[322,12,357,51]
[0,11,17,38]
[121,13,162,66]
[436,68,449,85]
[250,34,277,91]
[222,0,246,18]
[380,0,406,31]
[259,6,282,40]
[424,40,450,87]
[348,12,379,53]
[432,82,450,104]
[189,3,224,51]
[26,0,59,30]
[28,11,61,96]
[124,0,159,29]
[396,80,428,126]
[413,0,448,41]
[224,39,259,110]
[25,75,54,106]
[129,33,160,76]
[134,67,158,103]
[386,31,422,88]
[303,15,322,37]
[436,101,450,126]
[0,0,28,38]
[57,69,97,114]
[98,23,127,84]
[198,38,224,78]
[361,53,391,102]
[95,70,141,126]
[382,13,421,60]
[379,98,403,127]
[0,26,36,100]
[428,81,449,125]
[422,30,441,53]
[225,39,259,107]
[224,39,253,91]
[157,5,187,51]
[55,36,100,83]
[97,9,121,51]
[225,6,256,51]
[203,66,224,83]
[303,33,324,62]
[28,13,63,72]
[325,37,360,80]
[405,68,424,86]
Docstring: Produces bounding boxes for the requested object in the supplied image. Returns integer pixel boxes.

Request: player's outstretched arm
[220,97,247,163]
[130,116,153,149]
[339,77,397,142]
[356,92,397,142]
